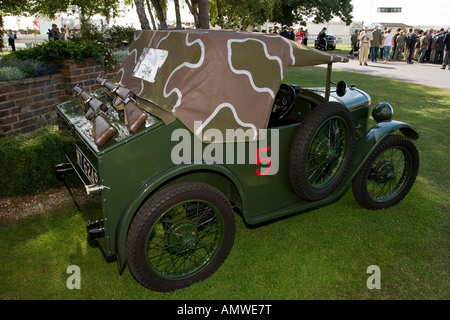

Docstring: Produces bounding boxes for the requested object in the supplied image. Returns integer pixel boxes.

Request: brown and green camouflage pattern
[113,29,341,142]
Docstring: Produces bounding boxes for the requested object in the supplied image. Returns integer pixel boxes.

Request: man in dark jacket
[435,29,445,64]
[406,29,419,64]
[441,32,450,70]
[371,26,383,62]
[280,25,290,39]
[7,30,16,51]
[394,29,407,60]
[50,24,60,40]
[316,27,328,51]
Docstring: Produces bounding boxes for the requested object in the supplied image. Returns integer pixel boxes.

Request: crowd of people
[275,25,309,45]
[355,26,450,70]
[47,24,70,41]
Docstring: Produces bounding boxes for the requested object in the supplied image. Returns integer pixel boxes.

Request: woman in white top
[382,29,394,62]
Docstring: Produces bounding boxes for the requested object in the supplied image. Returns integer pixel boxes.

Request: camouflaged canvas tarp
[113,29,341,142]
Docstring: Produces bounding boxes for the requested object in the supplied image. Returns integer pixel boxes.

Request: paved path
[326,56,450,90]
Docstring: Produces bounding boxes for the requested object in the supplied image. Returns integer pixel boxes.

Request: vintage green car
[55,30,419,292]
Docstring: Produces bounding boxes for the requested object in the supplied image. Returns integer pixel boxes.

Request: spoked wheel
[289,102,356,201]
[352,135,419,210]
[126,182,235,292]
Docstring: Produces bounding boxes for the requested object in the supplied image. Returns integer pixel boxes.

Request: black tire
[352,135,419,210]
[289,102,356,201]
[126,182,235,292]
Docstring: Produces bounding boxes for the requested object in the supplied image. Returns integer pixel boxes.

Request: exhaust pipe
[55,163,74,181]
[86,220,105,240]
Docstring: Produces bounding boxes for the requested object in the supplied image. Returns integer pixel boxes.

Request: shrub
[0,57,57,79]
[103,25,136,48]
[68,24,136,50]
[0,66,27,81]
[1,23,136,80]
[0,126,77,197]
[8,39,113,68]
[7,38,118,71]
[18,59,57,77]
[113,49,129,64]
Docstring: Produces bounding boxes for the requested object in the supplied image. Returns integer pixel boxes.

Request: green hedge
[7,39,116,70]
[6,25,136,72]
[0,126,77,197]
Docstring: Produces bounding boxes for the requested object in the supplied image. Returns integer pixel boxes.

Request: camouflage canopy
[114,29,344,142]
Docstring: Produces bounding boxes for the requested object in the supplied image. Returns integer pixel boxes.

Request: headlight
[372,102,393,122]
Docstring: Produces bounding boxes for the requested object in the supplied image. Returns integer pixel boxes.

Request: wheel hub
[165,220,198,254]
[314,138,337,162]
[373,161,396,183]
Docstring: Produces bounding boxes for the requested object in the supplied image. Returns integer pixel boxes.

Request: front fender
[368,120,419,142]
[348,120,419,180]
[114,163,246,271]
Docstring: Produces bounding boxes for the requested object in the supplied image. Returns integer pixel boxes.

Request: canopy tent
[114,29,344,142]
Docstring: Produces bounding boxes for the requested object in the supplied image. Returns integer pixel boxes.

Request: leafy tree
[29,0,122,22]
[271,0,353,27]
[209,0,353,29]
[0,0,31,16]
[209,0,272,29]
[0,0,123,32]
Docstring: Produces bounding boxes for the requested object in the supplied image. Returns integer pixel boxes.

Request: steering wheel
[268,84,296,127]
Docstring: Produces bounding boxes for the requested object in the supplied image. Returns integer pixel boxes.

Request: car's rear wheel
[352,135,419,210]
[126,182,235,292]
[289,102,356,201]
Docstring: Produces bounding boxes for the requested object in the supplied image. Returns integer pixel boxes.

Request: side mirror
[336,80,347,97]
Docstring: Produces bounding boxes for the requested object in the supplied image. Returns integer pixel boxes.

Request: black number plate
[75,145,99,185]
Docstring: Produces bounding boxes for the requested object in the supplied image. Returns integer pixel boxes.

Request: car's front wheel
[352,135,419,210]
[126,182,235,292]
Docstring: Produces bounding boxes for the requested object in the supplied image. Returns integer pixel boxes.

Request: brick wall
[0,59,117,138]
[56,59,110,97]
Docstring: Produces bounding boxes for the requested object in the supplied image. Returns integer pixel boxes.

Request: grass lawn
[0,66,448,300]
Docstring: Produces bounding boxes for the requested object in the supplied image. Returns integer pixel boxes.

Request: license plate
[75,145,99,185]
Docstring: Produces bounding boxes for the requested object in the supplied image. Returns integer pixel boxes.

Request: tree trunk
[174,0,182,28]
[185,0,200,28]
[145,0,158,30]
[150,0,167,29]
[198,0,210,29]
[134,0,151,30]
[216,0,224,29]
[0,16,4,51]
